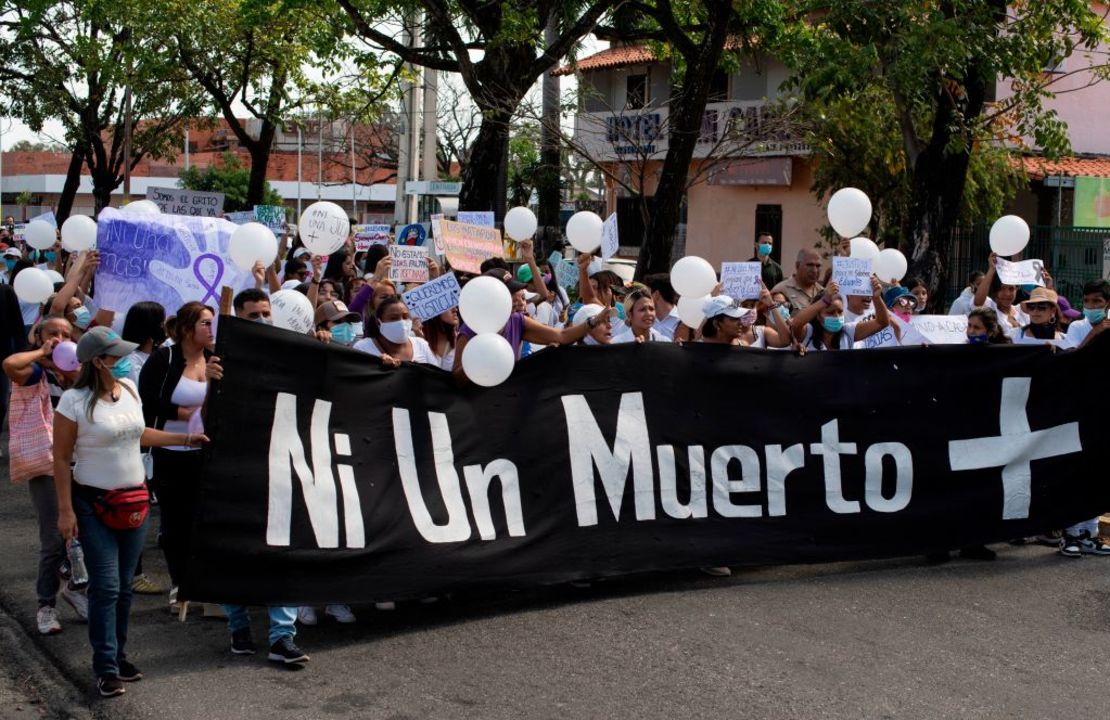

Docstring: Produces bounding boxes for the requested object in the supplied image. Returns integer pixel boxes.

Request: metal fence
[939,225,1108,310]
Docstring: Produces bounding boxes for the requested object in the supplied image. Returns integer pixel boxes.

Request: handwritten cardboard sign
[833,257,873,297]
[224,211,255,225]
[439,220,502,274]
[401,272,461,321]
[353,224,391,251]
[146,186,225,218]
[994,257,1046,287]
[254,205,286,237]
[389,244,429,283]
[720,262,762,300]
[601,213,619,260]
[909,314,968,345]
[859,324,900,349]
[430,213,445,256]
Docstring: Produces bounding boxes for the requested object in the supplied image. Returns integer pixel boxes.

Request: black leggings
[150,448,203,589]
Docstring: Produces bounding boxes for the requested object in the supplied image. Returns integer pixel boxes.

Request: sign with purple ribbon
[93,207,254,316]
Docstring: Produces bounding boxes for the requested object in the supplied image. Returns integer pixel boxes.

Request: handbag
[92,485,150,531]
[8,373,54,484]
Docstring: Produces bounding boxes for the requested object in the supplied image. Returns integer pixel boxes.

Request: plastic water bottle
[68,539,89,588]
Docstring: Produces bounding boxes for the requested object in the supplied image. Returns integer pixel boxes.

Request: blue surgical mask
[71,306,91,330]
[822,316,845,333]
[109,356,132,379]
[44,251,57,263]
[3,259,14,272]
[330,322,355,345]
[1083,307,1106,324]
[777,306,791,322]
[967,334,989,345]
[758,243,773,257]
[1020,284,1039,294]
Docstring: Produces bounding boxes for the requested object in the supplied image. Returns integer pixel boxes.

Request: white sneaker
[325,604,356,624]
[700,566,732,577]
[36,606,62,635]
[60,586,88,621]
[374,601,396,611]
[297,606,318,626]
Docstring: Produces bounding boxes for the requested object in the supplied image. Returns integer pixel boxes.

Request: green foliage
[508,121,543,207]
[179,153,282,212]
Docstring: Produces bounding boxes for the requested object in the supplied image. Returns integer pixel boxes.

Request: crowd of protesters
[3,215,1109,698]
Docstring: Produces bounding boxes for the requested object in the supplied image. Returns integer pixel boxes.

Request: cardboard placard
[389,245,429,283]
[833,257,874,297]
[254,205,287,237]
[401,272,462,321]
[439,220,502,274]
[457,211,495,228]
[146,186,225,217]
[601,213,619,260]
[909,315,969,345]
[353,224,391,251]
[720,262,762,300]
[995,258,1047,287]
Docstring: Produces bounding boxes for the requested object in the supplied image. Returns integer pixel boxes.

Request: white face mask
[584,334,601,346]
[379,318,412,344]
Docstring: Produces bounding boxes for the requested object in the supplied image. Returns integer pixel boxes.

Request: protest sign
[146,186,225,218]
[430,213,445,256]
[833,257,874,297]
[187,319,1110,605]
[353,224,391,251]
[254,205,287,237]
[93,207,253,316]
[401,272,462,321]
[224,211,255,225]
[34,211,57,228]
[439,220,502,274]
[389,245,429,283]
[457,211,495,228]
[994,257,1047,287]
[910,315,969,345]
[858,324,900,349]
[548,251,579,288]
[720,262,762,300]
[601,213,619,260]
[396,223,427,246]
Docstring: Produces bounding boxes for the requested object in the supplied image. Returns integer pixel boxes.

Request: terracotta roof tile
[553,45,657,76]
[1015,155,1110,180]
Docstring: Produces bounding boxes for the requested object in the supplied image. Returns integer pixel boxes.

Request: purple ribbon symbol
[193,253,225,306]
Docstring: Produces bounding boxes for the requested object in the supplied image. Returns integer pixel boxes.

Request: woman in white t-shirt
[791,278,890,351]
[420,307,459,371]
[612,288,668,343]
[972,253,1028,331]
[1012,287,1065,345]
[354,296,438,366]
[53,327,206,698]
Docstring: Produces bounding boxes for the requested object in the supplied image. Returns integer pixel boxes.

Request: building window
[708,69,729,102]
[626,74,648,110]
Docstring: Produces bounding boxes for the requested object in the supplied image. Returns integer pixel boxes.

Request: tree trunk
[537,18,563,259]
[636,0,732,280]
[91,171,116,213]
[246,120,277,209]
[458,106,512,213]
[55,145,87,223]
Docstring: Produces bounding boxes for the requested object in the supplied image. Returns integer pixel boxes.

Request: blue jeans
[74,492,148,678]
[223,605,297,646]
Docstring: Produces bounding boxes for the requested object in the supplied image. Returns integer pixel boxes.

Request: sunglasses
[1025,302,1054,311]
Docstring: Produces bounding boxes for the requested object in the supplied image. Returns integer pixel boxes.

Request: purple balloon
[52,341,80,372]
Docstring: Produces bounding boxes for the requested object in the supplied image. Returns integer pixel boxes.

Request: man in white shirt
[948,271,984,315]
[1065,279,1110,348]
[644,273,679,340]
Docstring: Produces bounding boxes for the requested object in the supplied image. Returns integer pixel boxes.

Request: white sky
[0,33,606,152]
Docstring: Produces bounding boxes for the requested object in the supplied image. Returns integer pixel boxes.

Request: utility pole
[538,16,563,255]
[184,128,190,172]
[123,58,133,200]
[350,123,357,220]
[317,110,324,201]
[395,13,422,225]
[422,68,438,183]
[297,124,303,218]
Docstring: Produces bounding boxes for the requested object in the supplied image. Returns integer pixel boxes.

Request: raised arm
[520,240,550,302]
[576,253,600,306]
[974,253,997,308]
[790,281,837,341]
[854,277,891,340]
[49,251,97,317]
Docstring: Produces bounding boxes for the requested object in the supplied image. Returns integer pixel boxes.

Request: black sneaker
[231,628,257,655]
[267,636,309,665]
[117,660,143,682]
[97,675,125,697]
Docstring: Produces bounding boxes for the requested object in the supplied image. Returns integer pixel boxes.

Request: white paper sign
[401,272,461,321]
[352,224,391,251]
[859,324,900,349]
[1012,333,1064,347]
[601,213,619,260]
[910,315,968,345]
[833,257,873,297]
[720,262,762,300]
[994,257,1046,287]
[146,186,225,217]
[457,211,495,228]
[389,245,429,283]
[430,213,445,256]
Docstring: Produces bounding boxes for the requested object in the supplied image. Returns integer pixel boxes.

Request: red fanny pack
[92,485,150,531]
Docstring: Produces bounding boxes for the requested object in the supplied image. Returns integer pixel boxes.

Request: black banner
[184,317,1110,605]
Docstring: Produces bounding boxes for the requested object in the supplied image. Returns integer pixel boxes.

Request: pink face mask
[739,310,757,327]
[894,309,912,322]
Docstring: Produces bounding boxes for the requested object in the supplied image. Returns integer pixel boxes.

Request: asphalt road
[2,459,1109,719]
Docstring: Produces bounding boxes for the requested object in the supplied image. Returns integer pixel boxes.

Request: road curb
[0,606,96,720]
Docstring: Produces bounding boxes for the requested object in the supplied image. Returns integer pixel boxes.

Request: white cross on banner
[948,377,1082,520]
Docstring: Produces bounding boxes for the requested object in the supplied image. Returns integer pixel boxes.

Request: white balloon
[670,256,718,298]
[459,276,512,334]
[44,269,65,285]
[269,289,315,334]
[874,248,908,283]
[122,199,161,215]
[24,220,56,250]
[462,333,516,387]
[849,237,881,261]
[827,188,872,238]
[298,201,349,256]
[229,222,279,270]
[989,215,1030,256]
[61,215,97,252]
[566,211,603,253]
[504,206,538,241]
[13,267,54,304]
[677,294,711,329]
